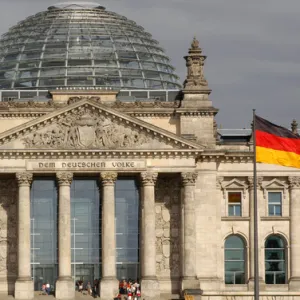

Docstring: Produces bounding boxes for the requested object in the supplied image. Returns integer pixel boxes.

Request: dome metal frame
[0,6,181,90]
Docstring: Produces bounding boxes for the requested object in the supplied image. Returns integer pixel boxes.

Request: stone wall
[0,178,18,294]
[155,174,181,293]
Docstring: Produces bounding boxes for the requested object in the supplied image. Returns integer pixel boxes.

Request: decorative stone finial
[183,37,209,91]
[291,119,298,135]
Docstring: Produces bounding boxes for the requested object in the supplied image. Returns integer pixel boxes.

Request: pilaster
[288,176,300,290]
[100,172,119,300]
[140,171,160,300]
[55,172,74,300]
[14,172,34,300]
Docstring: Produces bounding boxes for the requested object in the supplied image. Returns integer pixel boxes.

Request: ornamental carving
[181,171,198,186]
[21,105,170,150]
[141,172,158,186]
[16,172,33,186]
[155,175,181,277]
[56,172,73,186]
[247,176,263,189]
[101,172,117,185]
[0,179,18,275]
[67,96,100,105]
[288,176,300,188]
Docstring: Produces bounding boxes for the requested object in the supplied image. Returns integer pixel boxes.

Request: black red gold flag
[255,115,300,168]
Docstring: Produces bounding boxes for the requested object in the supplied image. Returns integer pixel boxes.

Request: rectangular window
[268,192,282,216]
[228,192,242,216]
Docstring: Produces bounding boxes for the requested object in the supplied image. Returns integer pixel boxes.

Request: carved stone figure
[22,105,168,150]
[155,175,181,277]
[191,37,200,50]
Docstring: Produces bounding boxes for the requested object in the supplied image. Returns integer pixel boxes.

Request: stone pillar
[55,172,74,300]
[140,172,160,300]
[248,176,264,289]
[288,176,300,290]
[15,172,34,300]
[100,172,118,300]
[181,171,198,291]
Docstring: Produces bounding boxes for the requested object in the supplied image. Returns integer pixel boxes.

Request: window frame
[227,191,242,217]
[224,235,247,285]
[264,235,287,284]
[267,191,283,217]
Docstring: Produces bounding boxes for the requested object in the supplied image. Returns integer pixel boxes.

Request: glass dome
[0,3,181,90]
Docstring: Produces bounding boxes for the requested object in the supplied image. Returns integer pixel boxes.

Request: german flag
[255,115,300,168]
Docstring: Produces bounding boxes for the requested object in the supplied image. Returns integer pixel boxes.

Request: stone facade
[0,38,297,300]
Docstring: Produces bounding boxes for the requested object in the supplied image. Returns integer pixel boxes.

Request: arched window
[224,235,246,284]
[265,235,286,284]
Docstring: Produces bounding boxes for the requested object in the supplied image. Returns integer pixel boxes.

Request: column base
[141,277,160,300]
[289,277,300,291]
[100,277,119,300]
[14,278,34,300]
[55,277,74,300]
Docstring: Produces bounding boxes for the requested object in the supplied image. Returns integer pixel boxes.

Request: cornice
[0,149,201,159]
[198,151,253,163]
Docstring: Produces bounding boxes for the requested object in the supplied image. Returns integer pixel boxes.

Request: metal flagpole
[253,109,259,300]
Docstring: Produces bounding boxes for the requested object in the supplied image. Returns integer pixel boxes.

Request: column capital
[100,172,117,185]
[16,172,33,186]
[181,171,198,186]
[56,172,73,186]
[141,172,158,186]
[289,176,300,189]
[247,176,263,189]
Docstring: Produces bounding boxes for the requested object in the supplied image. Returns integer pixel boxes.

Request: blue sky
[0,0,299,129]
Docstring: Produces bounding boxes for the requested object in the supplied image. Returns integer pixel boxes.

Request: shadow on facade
[0,177,18,295]
[155,173,181,294]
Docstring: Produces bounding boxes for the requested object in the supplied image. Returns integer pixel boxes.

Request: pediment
[221,179,247,199]
[262,178,288,199]
[0,98,201,151]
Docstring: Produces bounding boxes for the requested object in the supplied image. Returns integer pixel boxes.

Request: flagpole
[253,109,259,300]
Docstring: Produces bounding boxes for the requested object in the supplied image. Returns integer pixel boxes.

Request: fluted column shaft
[56,172,73,280]
[181,172,198,279]
[140,172,158,279]
[16,172,33,280]
[289,176,300,286]
[101,172,118,278]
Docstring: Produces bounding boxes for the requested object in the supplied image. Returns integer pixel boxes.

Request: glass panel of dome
[119,61,140,69]
[19,61,38,69]
[40,68,66,77]
[146,80,163,89]
[141,62,157,71]
[14,80,36,88]
[95,69,119,76]
[94,60,117,67]
[39,78,65,87]
[121,70,143,78]
[143,71,161,80]
[118,52,138,60]
[4,53,19,61]
[68,68,92,76]
[24,43,44,51]
[18,70,38,79]
[67,78,93,86]
[42,60,66,67]
[123,79,145,89]
[95,77,120,86]
[68,60,91,67]
[138,53,154,62]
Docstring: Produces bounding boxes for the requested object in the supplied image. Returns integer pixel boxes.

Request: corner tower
[179,37,218,146]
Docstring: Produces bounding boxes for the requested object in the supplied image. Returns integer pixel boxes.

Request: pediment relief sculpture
[22,106,169,149]
[0,100,199,150]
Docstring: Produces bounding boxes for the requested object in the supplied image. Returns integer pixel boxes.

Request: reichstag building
[0,2,299,300]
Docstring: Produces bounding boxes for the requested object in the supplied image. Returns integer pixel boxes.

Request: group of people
[118,279,141,300]
[41,283,51,295]
[76,279,99,298]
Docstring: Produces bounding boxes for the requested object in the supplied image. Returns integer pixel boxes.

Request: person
[45,282,50,295]
[41,283,46,295]
[78,280,83,293]
[136,288,141,300]
[87,282,92,296]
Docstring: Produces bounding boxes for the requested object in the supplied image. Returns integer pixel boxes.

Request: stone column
[288,176,300,290]
[248,176,263,289]
[181,171,198,291]
[140,172,160,300]
[100,172,118,300]
[15,172,34,300]
[55,172,74,300]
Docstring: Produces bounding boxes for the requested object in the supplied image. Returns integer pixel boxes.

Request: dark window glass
[224,235,246,284]
[228,192,242,216]
[71,178,101,285]
[31,178,58,291]
[265,235,286,284]
[268,192,282,216]
[115,178,140,280]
